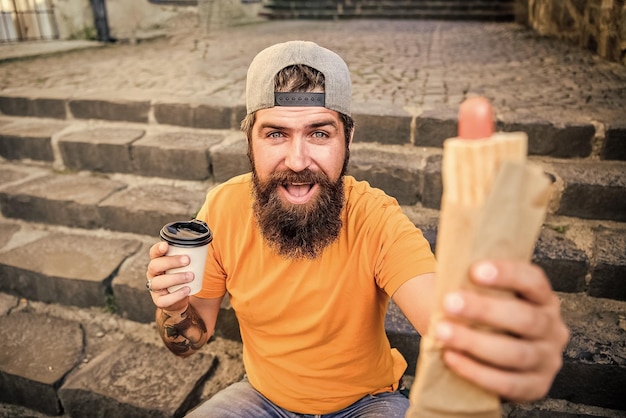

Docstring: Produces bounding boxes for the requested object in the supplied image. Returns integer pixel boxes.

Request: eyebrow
[258,119,339,131]
[309,120,339,130]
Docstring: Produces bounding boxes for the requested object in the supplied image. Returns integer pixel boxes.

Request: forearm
[156,304,211,357]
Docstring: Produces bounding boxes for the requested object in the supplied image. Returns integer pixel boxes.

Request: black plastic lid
[160,219,213,247]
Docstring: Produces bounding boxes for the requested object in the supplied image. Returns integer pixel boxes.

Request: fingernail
[436,322,453,341]
[473,261,498,284]
[444,293,465,314]
[181,256,190,265]
[186,272,194,282]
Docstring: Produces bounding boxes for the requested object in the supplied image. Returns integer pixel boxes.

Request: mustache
[263,168,331,188]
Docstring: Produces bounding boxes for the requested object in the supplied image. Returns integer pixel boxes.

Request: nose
[284,137,311,172]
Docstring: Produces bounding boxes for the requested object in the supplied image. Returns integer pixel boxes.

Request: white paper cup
[160,219,213,295]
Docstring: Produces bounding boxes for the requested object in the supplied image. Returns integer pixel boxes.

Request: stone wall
[516,0,626,65]
[52,0,96,40]
[198,0,265,32]
[52,0,189,42]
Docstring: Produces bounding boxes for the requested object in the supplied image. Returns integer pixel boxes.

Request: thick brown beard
[252,168,344,259]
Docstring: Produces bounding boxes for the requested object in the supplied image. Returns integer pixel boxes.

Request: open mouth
[281,182,317,204]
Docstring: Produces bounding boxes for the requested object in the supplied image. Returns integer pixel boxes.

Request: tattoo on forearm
[157,306,208,357]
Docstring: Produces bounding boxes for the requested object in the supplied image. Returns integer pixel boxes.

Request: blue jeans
[185,378,409,418]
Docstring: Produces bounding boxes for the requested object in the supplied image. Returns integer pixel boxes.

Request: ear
[348,126,355,147]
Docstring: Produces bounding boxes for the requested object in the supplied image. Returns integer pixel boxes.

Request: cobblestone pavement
[1,18,625,126]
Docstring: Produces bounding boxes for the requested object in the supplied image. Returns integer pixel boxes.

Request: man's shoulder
[205,173,253,212]
[221,172,253,187]
[343,175,403,223]
[344,175,396,204]
[210,173,252,195]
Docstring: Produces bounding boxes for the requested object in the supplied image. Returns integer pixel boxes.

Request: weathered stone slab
[421,154,443,209]
[58,341,215,418]
[210,133,250,183]
[550,294,626,410]
[498,118,595,158]
[153,101,233,130]
[69,98,150,123]
[0,292,17,315]
[0,95,66,119]
[98,183,208,236]
[353,109,412,145]
[192,103,236,130]
[152,102,194,127]
[553,160,626,222]
[0,232,140,307]
[589,227,626,301]
[0,120,68,162]
[414,108,458,148]
[0,165,29,187]
[113,242,156,323]
[0,222,20,250]
[132,130,224,180]
[602,123,626,161]
[350,143,423,205]
[505,397,626,418]
[0,162,49,189]
[232,104,247,129]
[0,173,127,229]
[0,311,83,415]
[58,127,145,173]
[532,227,589,293]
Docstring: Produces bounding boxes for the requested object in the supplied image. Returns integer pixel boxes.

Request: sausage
[458,97,494,140]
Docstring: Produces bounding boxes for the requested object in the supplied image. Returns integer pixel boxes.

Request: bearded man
[145,41,568,418]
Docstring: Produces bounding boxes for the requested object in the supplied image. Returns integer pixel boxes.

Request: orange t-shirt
[196,174,436,414]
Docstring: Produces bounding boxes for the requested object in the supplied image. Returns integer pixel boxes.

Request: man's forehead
[254,106,342,128]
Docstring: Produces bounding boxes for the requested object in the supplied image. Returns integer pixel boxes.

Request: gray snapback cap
[246,40,352,116]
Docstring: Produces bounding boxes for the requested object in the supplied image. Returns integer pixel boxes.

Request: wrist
[158,300,190,323]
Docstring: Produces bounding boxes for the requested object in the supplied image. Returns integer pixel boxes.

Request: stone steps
[0,290,245,418]
[0,106,625,225]
[0,94,625,417]
[261,0,515,21]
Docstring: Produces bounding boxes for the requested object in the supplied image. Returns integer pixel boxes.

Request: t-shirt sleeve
[373,201,437,296]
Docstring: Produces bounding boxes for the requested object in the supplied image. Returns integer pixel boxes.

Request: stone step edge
[261,10,515,17]
[260,0,516,12]
[261,11,515,22]
[263,2,514,8]
[263,0,515,4]
[1,91,622,161]
[1,117,625,224]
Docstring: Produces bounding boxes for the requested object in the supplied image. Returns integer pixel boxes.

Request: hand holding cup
[146,219,213,311]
